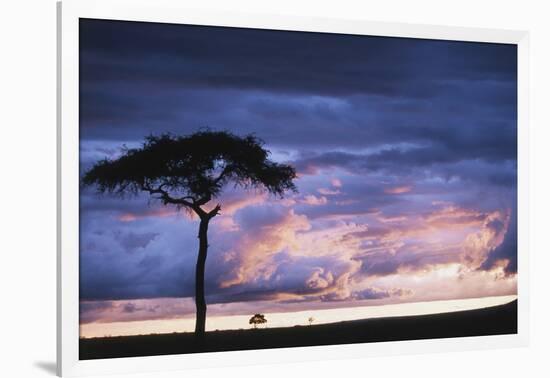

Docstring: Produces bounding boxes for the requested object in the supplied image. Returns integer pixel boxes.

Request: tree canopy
[82,131,297,215]
[249,314,267,328]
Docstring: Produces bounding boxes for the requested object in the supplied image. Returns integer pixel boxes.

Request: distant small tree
[308,316,315,326]
[82,131,297,338]
[249,314,267,329]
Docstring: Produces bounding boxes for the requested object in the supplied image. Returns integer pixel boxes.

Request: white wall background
[1,0,548,377]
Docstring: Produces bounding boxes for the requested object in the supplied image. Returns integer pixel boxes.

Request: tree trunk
[194,216,209,337]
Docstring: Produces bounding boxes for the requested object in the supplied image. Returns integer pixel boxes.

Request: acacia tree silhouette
[249,314,267,329]
[82,131,297,337]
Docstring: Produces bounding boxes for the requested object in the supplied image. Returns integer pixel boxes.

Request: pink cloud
[117,208,186,222]
[424,205,487,227]
[331,178,343,188]
[461,209,511,270]
[220,208,311,288]
[384,185,413,194]
[301,195,328,206]
[318,188,341,195]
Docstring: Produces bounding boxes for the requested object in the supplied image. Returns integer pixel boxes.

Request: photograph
[78,18,518,360]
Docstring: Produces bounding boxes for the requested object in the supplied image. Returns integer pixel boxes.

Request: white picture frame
[57,0,530,376]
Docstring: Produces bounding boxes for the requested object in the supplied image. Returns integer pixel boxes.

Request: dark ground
[80,300,517,360]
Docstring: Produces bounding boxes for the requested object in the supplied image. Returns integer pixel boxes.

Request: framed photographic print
[57,0,529,376]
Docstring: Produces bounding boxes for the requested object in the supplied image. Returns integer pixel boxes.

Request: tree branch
[141,183,196,209]
[141,183,213,219]
[208,204,222,219]
[195,193,212,207]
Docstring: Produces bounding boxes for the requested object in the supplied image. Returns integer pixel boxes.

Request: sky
[79,18,517,334]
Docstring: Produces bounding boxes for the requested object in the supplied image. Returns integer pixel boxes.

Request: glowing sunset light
[80,295,516,338]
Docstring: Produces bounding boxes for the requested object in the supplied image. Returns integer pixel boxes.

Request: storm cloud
[79,18,517,321]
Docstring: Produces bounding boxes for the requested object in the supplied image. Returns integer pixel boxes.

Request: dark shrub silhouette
[249,314,267,329]
[82,131,297,337]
